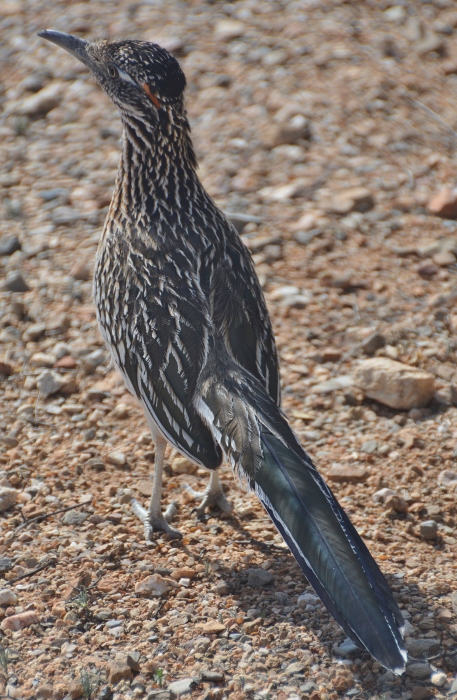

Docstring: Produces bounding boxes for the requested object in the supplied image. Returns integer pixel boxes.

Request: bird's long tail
[197,367,407,673]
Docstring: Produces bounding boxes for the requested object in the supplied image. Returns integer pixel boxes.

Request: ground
[0,0,457,699]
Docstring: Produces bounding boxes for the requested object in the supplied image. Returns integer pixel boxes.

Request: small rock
[334,638,363,658]
[70,261,91,281]
[0,487,18,513]
[168,678,198,698]
[272,114,311,146]
[361,332,386,355]
[135,574,176,597]
[449,677,457,695]
[62,510,88,526]
[1,610,39,631]
[215,581,230,595]
[23,322,46,342]
[106,450,127,467]
[430,671,447,687]
[214,19,245,41]
[246,568,274,588]
[0,235,21,256]
[437,470,457,489]
[327,464,368,483]
[418,261,439,277]
[108,654,133,684]
[433,250,456,266]
[406,662,432,679]
[17,82,63,116]
[353,358,435,410]
[420,520,438,540]
[80,349,107,373]
[0,558,12,572]
[200,670,224,682]
[411,688,434,700]
[285,661,304,675]
[0,589,18,606]
[416,34,446,57]
[323,187,374,215]
[451,591,457,614]
[313,376,354,394]
[298,592,320,607]
[406,638,440,658]
[361,439,378,454]
[37,369,66,398]
[197,620,226,635]
[2,270,29,292]
[243,617,263,635]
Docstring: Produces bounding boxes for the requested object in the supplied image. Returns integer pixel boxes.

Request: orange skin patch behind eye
[143,83,161,109]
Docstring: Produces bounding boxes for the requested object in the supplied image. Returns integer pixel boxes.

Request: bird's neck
[115,107,200,216]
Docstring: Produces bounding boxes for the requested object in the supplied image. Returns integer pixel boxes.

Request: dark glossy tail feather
[199,368,407,673]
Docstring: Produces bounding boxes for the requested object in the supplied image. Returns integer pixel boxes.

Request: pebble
[246,568,274,587]
[2,270,29,292]
[313,376,354,394]
[437,470,457,489]
[1,610,39,631]
[353,358,435,410]
[361,332,386,355]
[0,235,21,256]
[23,321,46,342]
[106,450,127,467]
[61,510,88,526]
[430,671,447,687]
[168,678,197,697]
[16,82,63,116]
[411,687,435,700]
[108,654,134,684]
[196,620,226,634]
[323,187,374,215]
[451,591,457,614]
[406,662,432,679]
[0,589,18,606]
[327,464,368,483]
[406,638,440,658]
[0,487,18,513]
[420,520,438,540]
[214,19,245,41]
[433,250,456,266]
[36,369,66,398]
[135,574,176,596]
[333,639,363,658]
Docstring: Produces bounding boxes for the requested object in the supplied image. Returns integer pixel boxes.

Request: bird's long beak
[38,30,92,69]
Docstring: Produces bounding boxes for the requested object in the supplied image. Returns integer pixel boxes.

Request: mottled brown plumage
[39,30,407,673]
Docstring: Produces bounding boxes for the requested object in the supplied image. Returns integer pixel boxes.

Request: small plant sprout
[154,668,164,687]
[0,645,8,676]
[80,668,101,699]
[74,587,89,609]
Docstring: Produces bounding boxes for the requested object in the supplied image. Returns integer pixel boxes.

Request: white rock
[214,19,245,42]
[0,589,18,606]
[353,358,435,410]
[430,671,447,687]
[106,450,126,467]
[298,592,320,607]
[135,574,176,597]
[37,370,65,398]
[0,488,18,513]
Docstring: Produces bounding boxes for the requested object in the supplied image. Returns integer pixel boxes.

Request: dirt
[0,1,457,699]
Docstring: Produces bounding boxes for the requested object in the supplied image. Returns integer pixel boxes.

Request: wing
[209,221,281,406]
[101,242,222,470]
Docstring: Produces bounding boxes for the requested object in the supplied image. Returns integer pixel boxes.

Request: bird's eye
[108,64,119,79]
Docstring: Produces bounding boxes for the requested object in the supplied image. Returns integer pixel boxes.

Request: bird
[38,29,407,673]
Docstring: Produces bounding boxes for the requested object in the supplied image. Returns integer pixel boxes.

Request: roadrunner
[39,30,407,672]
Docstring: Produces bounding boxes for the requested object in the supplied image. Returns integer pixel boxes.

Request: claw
[184,474,233,517]
[131,498,181,540]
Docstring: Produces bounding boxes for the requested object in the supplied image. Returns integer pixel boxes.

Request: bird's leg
[185,470,232,517]
[131,436,181,540]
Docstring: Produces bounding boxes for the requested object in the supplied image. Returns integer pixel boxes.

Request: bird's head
[38,30,186,120]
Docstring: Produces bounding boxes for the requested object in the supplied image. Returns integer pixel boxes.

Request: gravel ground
[1,1,457,699]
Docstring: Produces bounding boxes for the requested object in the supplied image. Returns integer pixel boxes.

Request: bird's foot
[131,498,181,540]
[184,484,233,518]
